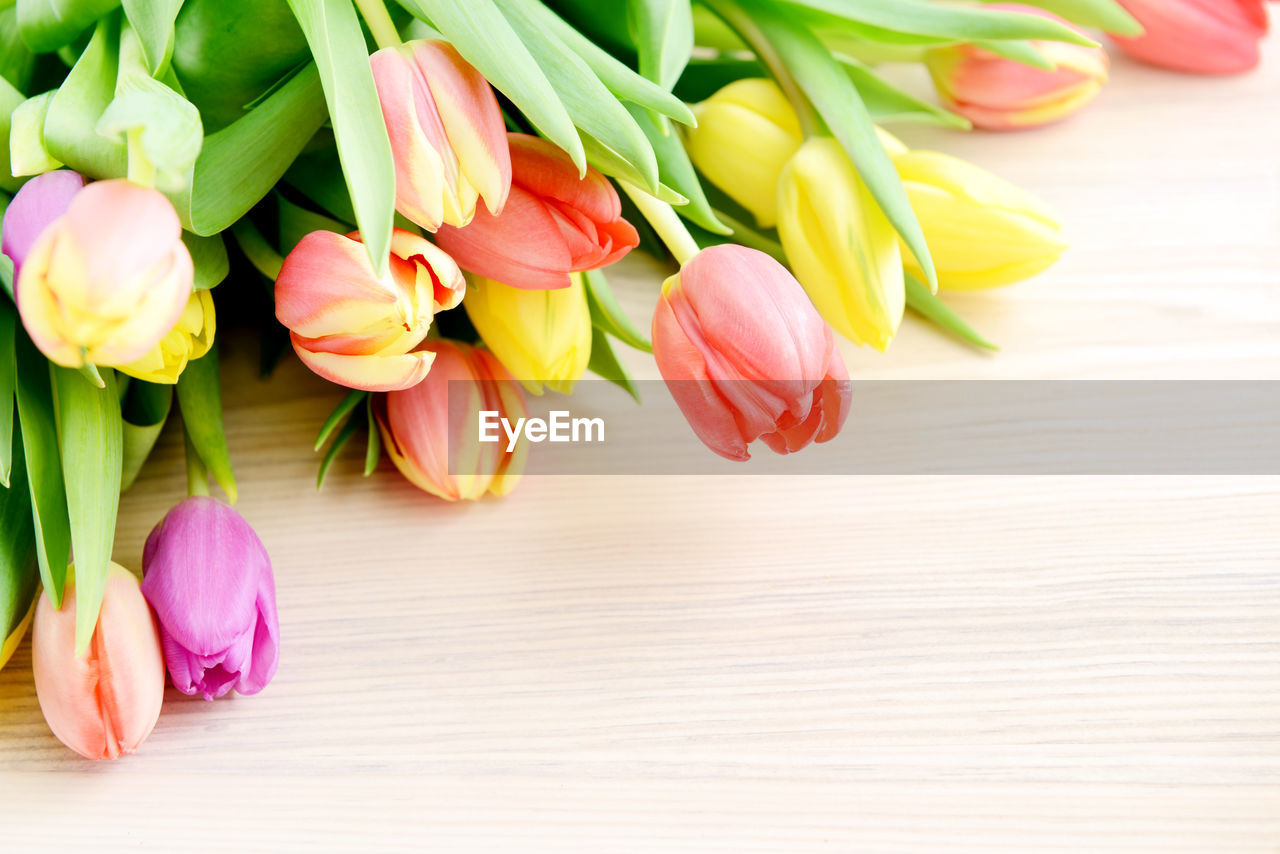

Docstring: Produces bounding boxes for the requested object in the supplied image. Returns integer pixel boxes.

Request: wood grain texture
[2,41,1280,853]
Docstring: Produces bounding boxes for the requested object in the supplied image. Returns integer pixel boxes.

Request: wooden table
[2,42,1279,853]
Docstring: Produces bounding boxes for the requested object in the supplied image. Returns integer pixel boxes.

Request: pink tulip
[275,227,464,392]
[375,340,528,501]
[1112,0,1269,75]
[370,39,511,231]
[141,497,279,700]
[652,245,852,461]
[32,564,165,760]
[434,133,639,290]
[926,4,1109,131]
[1,170,85,280]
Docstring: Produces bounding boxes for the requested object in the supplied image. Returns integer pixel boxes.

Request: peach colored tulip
[370,39,511,230]
[32,564,165,760]
[375,340,527,501]
[1112,0,1269,75]
[10,177,193,369]
[652,245,852,462]
[926,4,1109,131]
[434,133,639,290]
[275,228,464,392]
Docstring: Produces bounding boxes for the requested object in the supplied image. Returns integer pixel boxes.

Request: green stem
[125,129,156,188]
[184,426,210,497]
[620,182,700,266]
[230,220,285,281]
[354,0,402,50]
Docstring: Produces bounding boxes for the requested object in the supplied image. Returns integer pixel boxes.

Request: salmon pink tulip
[653,245,852,462]
[32,564,165,760]
[1112,0,1269,75]
[370,39,511,230]
[434,133,639,290]
[141,497,279,700]
[275,227,464,392]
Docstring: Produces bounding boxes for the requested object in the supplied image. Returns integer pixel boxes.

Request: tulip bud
[32,563,165,760]
[370,39,511,230]
[141,497,279,700]
[777,137,904,351]
[435,133,640,290]
[8,177,194,369]
[375,340,528,501]
[653,245,852,461]
[0,170,84,281]
[1112,0,1268,76]
[925,4,1109,131]
[116,290,216,384]
[685,78,804,228]
[275,227,464,392]
[464,272,592,395]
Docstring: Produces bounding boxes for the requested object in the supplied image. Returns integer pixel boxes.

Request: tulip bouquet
[0,0,1272,757]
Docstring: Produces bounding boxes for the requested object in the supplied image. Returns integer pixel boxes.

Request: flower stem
[620,182,701,267]
[184,426,210,498]
[125,129,156,189]
[354,0,402,51]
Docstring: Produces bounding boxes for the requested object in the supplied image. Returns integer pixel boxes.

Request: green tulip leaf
[42,16,128,180]
[628,0,693,91]
[316,406,361,490]
[1,7,39,94]
[120,379,172,492]
[840,57,970,127]
[586,326,641,404]
[583,267,651,353]
[175,342,236,502]
[971,39,1053,70]
[0,429,40,646]
[315,389,367,451]
[904,274,998,352]
[0,303,14,487]
[363,395,380,477]
[977,0,1141,35]
[284,146,359,227]
[277,191,347,256]
[10,91,64,177]
[780,0,1097,46]
[16,0,122,54]
[627,102,728,235]
[120,0,182,74]
[184,231,229,290]
[0,76,27,193]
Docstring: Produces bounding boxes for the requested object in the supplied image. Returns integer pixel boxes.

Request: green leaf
[316,406,360,490]
[120,379,172,492]
[121,0,182,74]
[285,0,395,276]
[277,191,346,255]
[363,394,380,476]
[0,75,26,193]
[904,274,997,352]
[781,0,1097,46]
[586,326,641,403]
[42,16,128,180]
[184,231,229,290]
[628,0,693,91]
[971,39,1052,70]
[977,0,1141,35]
[0,429,40,644]
[628,102,728,235]
[583,268,650,353]
[1,7,40,93]
[10,91,64,177]
[16,0,122,54]
[284,147,358,226]
[840,57,969,127]
[314,389,366,451]
[14,332,70,607]
[51,365,122,656]
[175,343,236,502]
[230,219,284,281]
[0,303,15,486]
[396,0,586,174]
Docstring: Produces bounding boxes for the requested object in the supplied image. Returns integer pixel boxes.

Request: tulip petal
[293,338,436,392]
[435,186,575,290]
[0,170,85,280]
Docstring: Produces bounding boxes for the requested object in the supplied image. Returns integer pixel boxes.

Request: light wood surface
[2,40,1279,854]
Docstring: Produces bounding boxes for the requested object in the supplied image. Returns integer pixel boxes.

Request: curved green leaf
[904,274,998,352]
[17,0,121,54]
[782,0,1097,45]
[175,343,236,502]
[42,16,128,180]
[628,102,728,234]
[121,0,182,74]
[0,429,40,645]
[584,268,650,353]
[120,380,172,492]
[978,0,1141,35]
[0,302,14,487]
[628,0,693,91]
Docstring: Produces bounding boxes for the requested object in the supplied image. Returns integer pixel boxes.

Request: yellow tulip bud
[464,273,593,395]
[777,137,904,352]
[685,78,803,229]
[116,290,216,384]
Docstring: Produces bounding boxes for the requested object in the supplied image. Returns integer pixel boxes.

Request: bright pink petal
[1,170,85,280]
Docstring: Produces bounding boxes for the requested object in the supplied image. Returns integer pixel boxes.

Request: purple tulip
[1,170,86,278]
[141,497,279,700]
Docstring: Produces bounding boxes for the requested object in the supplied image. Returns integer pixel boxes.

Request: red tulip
[652,245,852,461]
[1112,0,1270,75]
[434,133,639,290]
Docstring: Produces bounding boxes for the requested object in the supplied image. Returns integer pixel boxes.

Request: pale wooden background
[1,38,1279,854]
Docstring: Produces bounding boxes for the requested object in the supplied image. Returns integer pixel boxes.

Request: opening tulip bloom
[653,245,852,462]
[685,78,803,229]
[464,272,592,395]
[1112,0,1269,76]
[777,137,905,352]
[925,5,1109,131]
[376,340,528,501]
[275,227,464,392]
[370,39,511,230]
[434,133,639,290]
[141,497,279,700]
[32,564,165,760]
[116,290,216,384]
[5,175,194,369]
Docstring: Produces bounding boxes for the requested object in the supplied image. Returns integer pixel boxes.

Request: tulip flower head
[117,290,216,384]
[32,564,165,760]
[6,176,194,369]
[434,133,639,290]
[275,227,464,392]
[685,78,803,228]
[464,272,592,395]
[777,137,904,351]
[141,497,279,700]
[370,39,511,230]
[652,245,852,462]
[1112,0,1269,76]
[926,4,1109,131]
[376,340,528,501]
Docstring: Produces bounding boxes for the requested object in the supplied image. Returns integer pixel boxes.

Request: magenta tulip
[1112,0,1270,76]
[0,170,85,280]
[141,497,279,700]
[652,245,852,461]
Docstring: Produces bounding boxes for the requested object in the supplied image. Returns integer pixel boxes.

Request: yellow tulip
[685,78,803,229]
[116,290,216,384]
[777,137,904,351]
[464,273,592,395]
